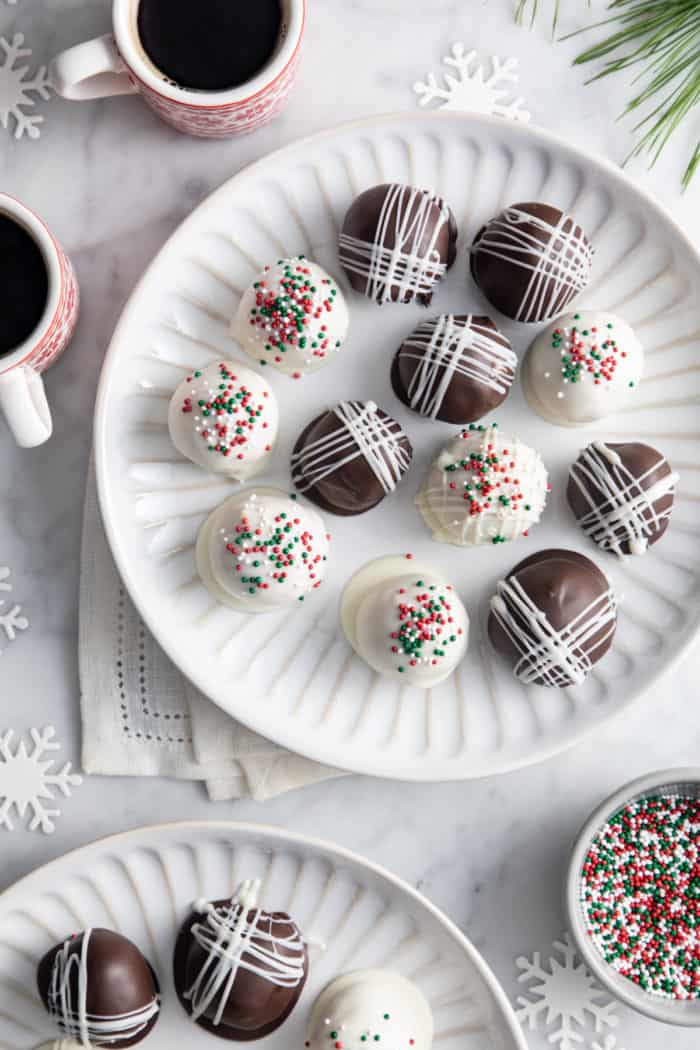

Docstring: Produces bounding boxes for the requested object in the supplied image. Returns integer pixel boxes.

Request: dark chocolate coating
[37,929,160,1048]
[391,314,515,423]
[567,442,675,556]
[291,402,413,516]
[339,183,458,306]
[173,900,308,1041]
[470,202,592,324]
[488,548,616,687]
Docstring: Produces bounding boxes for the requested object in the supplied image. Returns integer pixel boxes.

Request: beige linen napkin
[79,458,341,800]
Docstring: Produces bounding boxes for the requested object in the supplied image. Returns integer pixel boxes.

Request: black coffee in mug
[137,0,283,92]
[0,213,49,356]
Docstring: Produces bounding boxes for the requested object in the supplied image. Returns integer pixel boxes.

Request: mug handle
[50,34,139,100]
[0,366,53,448]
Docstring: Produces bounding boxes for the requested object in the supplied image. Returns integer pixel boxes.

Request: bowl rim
[565,767,700,1027]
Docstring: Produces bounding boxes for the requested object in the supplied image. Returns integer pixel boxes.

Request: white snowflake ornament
[515,933,619,1050]
[0,566,28,651]
[0,727,83,834]
[0,34,52,140]
[414,44,530,123]
[593,1038,626,1050]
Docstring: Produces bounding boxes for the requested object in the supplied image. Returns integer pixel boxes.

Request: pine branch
[514,0,700,188]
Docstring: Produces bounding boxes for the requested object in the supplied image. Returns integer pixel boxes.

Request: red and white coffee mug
[49,0,306,138]
[0,195,80,449]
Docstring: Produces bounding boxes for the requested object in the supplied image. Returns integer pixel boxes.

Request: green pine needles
[515,1,700,189]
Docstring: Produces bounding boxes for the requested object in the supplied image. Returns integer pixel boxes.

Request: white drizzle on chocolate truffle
[488,549,617,688]
[231,257,349,378]
[168,360,278,479]
[392,313,516,423]
[416,423,548,547]
[568,441,678,556]
[339,183,456,306]
[196,487,330,613]
[185,880,306,1026]
[37,930,160,1049]
[470,202,593,323]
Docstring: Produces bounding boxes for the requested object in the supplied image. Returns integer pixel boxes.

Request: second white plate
[0,822,524,1050]
[95,112,700,780]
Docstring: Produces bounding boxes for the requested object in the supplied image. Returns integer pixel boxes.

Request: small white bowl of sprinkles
[566,769,700,1027]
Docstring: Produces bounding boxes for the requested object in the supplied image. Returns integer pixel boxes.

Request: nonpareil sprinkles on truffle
[222,508,328,598]
[553,315,632,389]
[391,582,463,674]
[181,363,272,461]
[581,794,700,1000]
[443,424,532,545]
[247,257,341,370]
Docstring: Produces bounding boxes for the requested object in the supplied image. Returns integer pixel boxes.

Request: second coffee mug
[0,194,79,448]
[50,0,306,139]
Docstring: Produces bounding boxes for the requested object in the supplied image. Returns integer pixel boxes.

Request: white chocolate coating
[196,487,330,614]
[341,555,469,687]
[168,360,278,480]
[416,424,548,547]
[306,970,433,1050]
[231,257,349,378]
[523,311,644,426]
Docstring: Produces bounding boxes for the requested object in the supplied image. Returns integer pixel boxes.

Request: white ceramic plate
[0,822,524,1050]
[95,112,700,780]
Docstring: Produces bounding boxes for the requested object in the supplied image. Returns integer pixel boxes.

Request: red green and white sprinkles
[581,794,700,1000]
[416,422,549,547]
[552,315,633,389]
[222,506,328,599]
[181,363,272,461]
[391,581,463,674]
[235,256,347,378]
[442,424,530,544]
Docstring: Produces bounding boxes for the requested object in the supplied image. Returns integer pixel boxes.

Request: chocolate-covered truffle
[231,257,349,378]
[488,549,617,688]
[306,970,433,1050]
[168,360,279,480]
[416,423,548,547]
[470,202,593,323]
[339,183,457,306]
[568,441,678,557]
[196,487,330,613]
[173,879,308,1041]
[391,313,516,423]
[341,555,470,687]
[523,312,644,426]
[292,400,413,515]
[37,929,160,1048]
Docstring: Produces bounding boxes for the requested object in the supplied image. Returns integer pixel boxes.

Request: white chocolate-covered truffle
[416,423,548,547]
[231,257,349,378]
[341,555,469,687]
[522,311,644,426]
[168,360,278,479]
[196,487,330,614]
[305,970,433,1050]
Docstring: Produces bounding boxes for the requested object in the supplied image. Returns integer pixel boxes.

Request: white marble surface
[1,2,699,1047]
